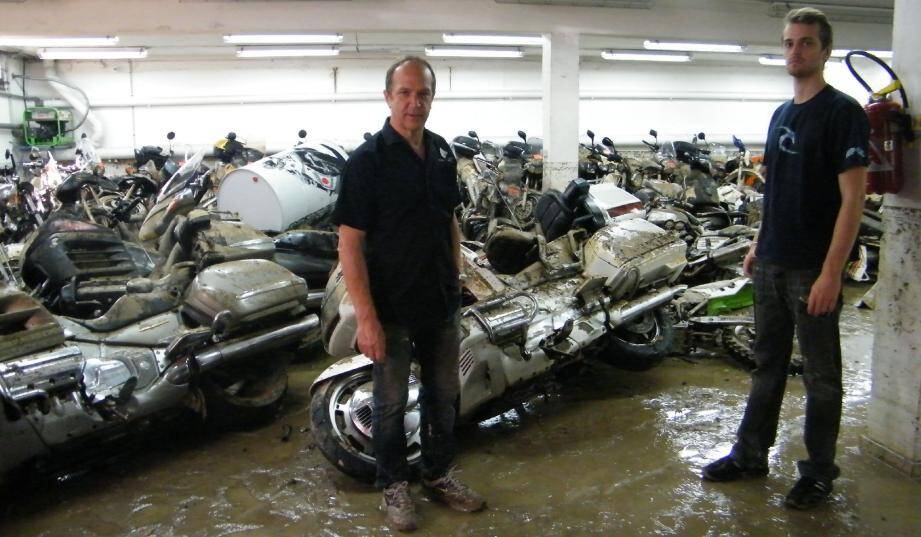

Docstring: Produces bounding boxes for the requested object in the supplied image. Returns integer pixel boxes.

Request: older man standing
[331,56,486,532]
[702,7,869,511]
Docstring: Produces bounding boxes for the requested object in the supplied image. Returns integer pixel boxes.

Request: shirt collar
[382,117,431,149]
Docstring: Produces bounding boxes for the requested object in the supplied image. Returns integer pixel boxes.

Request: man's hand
[742,246,756,278]
[807,271,841,316]
[357,317,387,362]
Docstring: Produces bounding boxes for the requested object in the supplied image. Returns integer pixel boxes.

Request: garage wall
[19,55,885,159]
[0,54,21,158]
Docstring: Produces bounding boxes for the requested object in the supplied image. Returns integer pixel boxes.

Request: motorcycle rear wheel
[310,370,422,483]
[598,308,674,371]
[201,354,289,429]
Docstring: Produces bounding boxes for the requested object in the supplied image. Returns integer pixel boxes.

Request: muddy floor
[2,282,919,537]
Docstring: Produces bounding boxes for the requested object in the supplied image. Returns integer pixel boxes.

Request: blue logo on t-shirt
[778,126,798,155]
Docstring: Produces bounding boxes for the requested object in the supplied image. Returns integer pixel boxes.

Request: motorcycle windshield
[158,148,205,202]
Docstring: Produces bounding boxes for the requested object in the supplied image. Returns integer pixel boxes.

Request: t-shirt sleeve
[331,151,376,231]
[830,100,870,174]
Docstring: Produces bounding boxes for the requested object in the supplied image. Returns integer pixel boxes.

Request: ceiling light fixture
[0,36,118,47]
[758,55,786,66]
[442,33,545,46]
[831,49,892,59]
[425,46,524,58]
[235,46,340,58]
[38,47,147,60]
[644,40,745,53]
[223,34,343,45]
[602,50,691,63]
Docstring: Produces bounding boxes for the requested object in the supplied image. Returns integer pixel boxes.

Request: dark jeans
[730,262,843,483]
[372,313,461,489]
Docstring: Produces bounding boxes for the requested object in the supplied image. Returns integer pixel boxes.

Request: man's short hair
[784,7,833,50]
[385,55,437,94]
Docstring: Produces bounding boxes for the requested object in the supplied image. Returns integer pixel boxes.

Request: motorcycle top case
[582,219,688,298]
[182,259,309,333]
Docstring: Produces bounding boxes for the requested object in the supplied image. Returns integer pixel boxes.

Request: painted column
[864,0,921,478]
[541,31,580,192]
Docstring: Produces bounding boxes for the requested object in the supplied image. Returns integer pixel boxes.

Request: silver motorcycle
[309,187,688,482]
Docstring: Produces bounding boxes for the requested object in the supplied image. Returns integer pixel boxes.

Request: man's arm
[807,166,866,316]
[338,224,386,361]
[742,165,767,277]
[450,215,462,273]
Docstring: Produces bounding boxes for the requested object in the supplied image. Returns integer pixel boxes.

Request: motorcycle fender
[308,354,373,396]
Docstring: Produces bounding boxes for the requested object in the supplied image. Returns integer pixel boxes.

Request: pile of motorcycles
[0,126,882,487]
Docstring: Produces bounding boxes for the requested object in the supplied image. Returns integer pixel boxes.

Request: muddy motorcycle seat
[483,226,539,275]
[535,179,591,242]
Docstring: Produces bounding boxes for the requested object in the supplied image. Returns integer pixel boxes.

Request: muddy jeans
[372,313,461,489]
[730,262,843,483]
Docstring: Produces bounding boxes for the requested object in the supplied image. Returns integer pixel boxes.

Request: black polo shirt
[331,118,462,329]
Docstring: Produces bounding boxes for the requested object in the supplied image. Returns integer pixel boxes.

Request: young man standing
[332,56,486,532]
[702,7,869,510]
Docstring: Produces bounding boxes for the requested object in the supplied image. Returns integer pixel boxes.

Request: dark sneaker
[382,481,417,532]
[784,476,833,510]
[422,471,486,512]
[701,455,769,482]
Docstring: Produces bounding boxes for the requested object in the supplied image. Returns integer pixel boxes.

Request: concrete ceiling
[0,0,895,62]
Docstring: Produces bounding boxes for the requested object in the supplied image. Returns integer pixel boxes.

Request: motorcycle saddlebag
[182,259,309,335]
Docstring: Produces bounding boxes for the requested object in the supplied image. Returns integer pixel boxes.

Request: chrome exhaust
[306,291,325,309]
[194,314,319,373]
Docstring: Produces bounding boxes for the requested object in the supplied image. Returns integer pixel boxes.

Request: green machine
[22,106,75,148]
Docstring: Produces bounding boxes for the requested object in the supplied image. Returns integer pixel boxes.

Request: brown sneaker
[382,481,417,532]
[422,471,486,513]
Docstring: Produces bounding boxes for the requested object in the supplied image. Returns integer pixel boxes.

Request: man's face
[782,22,830,79]
[384,62,434,134]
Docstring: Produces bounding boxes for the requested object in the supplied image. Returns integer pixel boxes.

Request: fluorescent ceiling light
[425,46,523,58]
[602,50,691,63]
[223,33,343,45]
[38,47,147,60]
[644,40,744,53]
[758,55,786,66]
[442,33,544,46]
[0,36,118,47]
[831,49,893,59]
[236,46,340,58]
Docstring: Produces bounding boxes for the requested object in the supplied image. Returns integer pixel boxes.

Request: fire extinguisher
[845,50,914,195]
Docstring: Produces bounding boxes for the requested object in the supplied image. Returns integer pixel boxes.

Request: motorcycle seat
[483,226,539,275]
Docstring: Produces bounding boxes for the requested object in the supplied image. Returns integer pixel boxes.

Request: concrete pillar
[863,0,921,478]
[541,31,579,192]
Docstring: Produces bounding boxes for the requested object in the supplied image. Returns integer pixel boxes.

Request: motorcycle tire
[310,369,423,483]
[598,308,674,371]
[200,354,289,429]
[724,325,804,376]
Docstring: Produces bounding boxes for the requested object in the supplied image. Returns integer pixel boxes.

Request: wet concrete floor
[2,282,919,536]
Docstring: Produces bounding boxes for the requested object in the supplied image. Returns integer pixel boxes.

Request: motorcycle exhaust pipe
[604,286,683,326]
[194,314,319,373]
[306,291,325,310]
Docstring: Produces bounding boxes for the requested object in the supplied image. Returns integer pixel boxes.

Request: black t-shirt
[757,85,869,269]
[331,118,462,329]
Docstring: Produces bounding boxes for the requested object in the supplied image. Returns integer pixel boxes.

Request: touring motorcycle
[309,179,688,481]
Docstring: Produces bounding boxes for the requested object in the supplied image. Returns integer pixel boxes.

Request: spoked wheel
[201,355,289,429]
[310,370,422,483]
[512,192,540,225]
[598,308,674,371]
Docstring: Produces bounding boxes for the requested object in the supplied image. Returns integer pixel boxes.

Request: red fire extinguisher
[845,51,914,195]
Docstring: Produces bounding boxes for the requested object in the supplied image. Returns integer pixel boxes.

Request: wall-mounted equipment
[22,107,75,148]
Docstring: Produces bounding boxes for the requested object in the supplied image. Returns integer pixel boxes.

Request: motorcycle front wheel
[598,308,674,371]
[310,369,422,483]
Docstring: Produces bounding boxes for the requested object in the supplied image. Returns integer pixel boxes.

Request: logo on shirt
[439,148,449,159]
[845,147,866,159]
[777,126,798,155]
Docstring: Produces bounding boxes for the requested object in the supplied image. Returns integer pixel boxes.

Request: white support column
[864,0,921,478]
[541,31,580,192]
